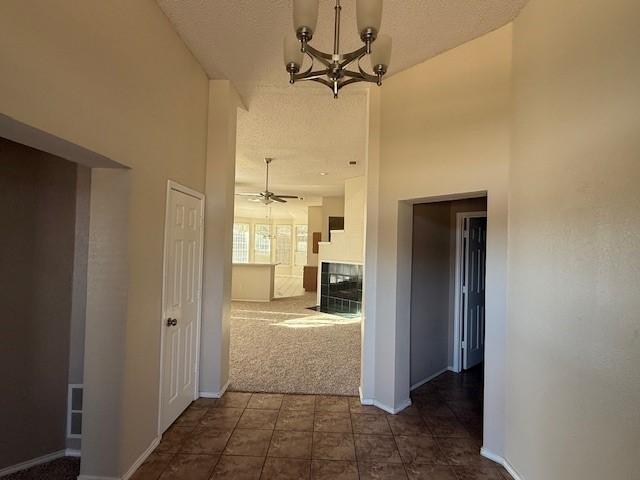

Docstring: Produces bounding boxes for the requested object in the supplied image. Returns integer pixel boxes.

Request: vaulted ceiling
[156,0,528,212]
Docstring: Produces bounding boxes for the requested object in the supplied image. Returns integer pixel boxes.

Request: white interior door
[160,185,203,433]
[463,216,487,369]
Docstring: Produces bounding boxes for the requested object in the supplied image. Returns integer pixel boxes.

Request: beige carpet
[229,292,361,396]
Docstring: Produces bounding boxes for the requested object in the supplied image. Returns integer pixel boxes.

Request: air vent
[67,384,83,438]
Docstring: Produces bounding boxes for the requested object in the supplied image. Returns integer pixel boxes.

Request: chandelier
[284,0,392,98]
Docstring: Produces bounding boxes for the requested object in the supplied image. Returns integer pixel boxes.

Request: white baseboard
[358,386,373,405]
[121,436,160,480]
[0,450,66,477]
[410,366,454,391]
[65,449,81,458]
[480,447,524,480]
[77,475,119,480]
[358,393,412,415]
[199,380,230,399]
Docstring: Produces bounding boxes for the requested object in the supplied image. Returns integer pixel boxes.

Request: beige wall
[200,81,241,399]
[307,206,323,266]
[321,196,345,241]
[507,0,640,478]
[364,25,511,455]
[0,1,209,477]
[0,138,77,469]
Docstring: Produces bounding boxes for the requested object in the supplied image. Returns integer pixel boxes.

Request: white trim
[358,386,370,405]
[199,380,230,399]
[480,448,525,480]
[121,436,160,480]
[65,449,81,458]
[358,394,412,415]
[77,476,119,480]
[410,367,454,391]
[453,211,487,373]
[0,450,66,477]
[157,180,206,437]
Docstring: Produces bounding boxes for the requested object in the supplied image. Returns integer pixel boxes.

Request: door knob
[166,318,178,327]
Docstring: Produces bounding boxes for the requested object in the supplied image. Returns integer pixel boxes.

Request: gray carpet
[3,458,80,480]
[229,292,361,396]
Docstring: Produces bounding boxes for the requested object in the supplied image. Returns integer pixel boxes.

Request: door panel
[463,217,487,370]
[161,187,203,433]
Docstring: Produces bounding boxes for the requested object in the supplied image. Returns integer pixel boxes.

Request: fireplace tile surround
[320,262,363,315]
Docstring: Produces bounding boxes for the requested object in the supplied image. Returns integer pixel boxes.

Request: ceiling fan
[235,158,300,205]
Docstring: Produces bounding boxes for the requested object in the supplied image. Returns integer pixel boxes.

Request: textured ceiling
[156,0,528,199]
[235,84,367,198]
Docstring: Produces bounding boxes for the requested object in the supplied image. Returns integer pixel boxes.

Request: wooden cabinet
[303,265,318,292]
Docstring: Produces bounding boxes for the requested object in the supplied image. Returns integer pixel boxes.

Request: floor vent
[67,384,83,439]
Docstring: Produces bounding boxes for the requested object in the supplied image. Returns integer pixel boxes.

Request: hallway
[126,366,510,479]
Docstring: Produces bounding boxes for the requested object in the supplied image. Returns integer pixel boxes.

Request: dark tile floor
[131,365,511,480]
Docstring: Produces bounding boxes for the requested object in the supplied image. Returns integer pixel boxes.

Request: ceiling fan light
[293,0,319,37]
[283,36,303,69]
[370,33,392,72]
[356,0,383,37]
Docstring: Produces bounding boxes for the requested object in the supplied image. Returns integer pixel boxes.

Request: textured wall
[507,0,640,478]
[0,138,77,469]
[366,25,511,455]
[0,1,209,476]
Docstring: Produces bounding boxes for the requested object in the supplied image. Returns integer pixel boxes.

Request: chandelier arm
[339,46,368,69]
[357,57,384,83]
[342,70,368,80]
[305,45,333,65]
[295,69,332,82]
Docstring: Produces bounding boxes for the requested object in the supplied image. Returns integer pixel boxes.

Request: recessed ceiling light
[320,172,328,176]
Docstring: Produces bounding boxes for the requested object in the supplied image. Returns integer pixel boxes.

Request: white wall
[364,26,511,456]
[506,0,640,478]
[318,177,366,264]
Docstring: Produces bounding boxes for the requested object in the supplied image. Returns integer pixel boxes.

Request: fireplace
[320,262,363,315]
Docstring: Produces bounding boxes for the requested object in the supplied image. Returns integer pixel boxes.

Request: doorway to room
[409,196,487,386]
[409,195,488,445]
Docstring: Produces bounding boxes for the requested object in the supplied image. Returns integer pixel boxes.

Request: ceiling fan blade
[271,196,287,203]
[273,195,299,199]
[235,192,262,197]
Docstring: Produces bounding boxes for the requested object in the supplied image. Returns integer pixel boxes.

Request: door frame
[157,180,205,437]
[452,211,487,373]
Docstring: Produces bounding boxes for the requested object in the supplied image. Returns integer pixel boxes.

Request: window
[232,223,250,263]
[254,224,271,257]
[275,224,292,265]
[295,225,308,253]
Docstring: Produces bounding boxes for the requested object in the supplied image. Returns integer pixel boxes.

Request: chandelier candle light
[284,0,392,98]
